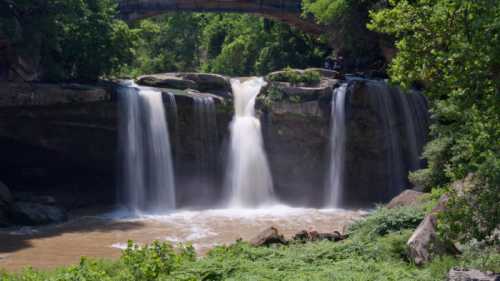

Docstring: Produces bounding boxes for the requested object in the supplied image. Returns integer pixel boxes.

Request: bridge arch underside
[118,1,324,34]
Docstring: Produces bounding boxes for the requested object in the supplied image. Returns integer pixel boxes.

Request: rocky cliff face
[0,82,117,208]
[0,71,429,214]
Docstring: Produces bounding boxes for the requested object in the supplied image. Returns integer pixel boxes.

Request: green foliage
[349,206,426,238]
[117,13,204,78]
[369,0,500,242]
[267,68,321,85]
[409,137,453,191]
[1,0,136,82]
[123,14,329,77]
[302,0,384,68]
[200,15,328,76]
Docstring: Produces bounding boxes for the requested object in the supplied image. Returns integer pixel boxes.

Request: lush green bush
[267,68,321,85]
[369,0,500,242]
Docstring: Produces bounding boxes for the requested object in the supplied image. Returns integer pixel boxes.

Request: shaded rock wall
[0,83,117,208]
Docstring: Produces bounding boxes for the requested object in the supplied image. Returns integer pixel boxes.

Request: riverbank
[1,201,498,280]
[0,206,364,271]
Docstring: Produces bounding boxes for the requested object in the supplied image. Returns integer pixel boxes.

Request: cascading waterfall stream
[326,79,428,207]
[118,82,176,213]
[327,83,348,207]
[226,78,274,207]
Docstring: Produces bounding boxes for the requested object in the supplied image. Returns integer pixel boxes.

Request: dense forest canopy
[0,0,498,245]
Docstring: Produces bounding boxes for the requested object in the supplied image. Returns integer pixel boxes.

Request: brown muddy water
[0,206,366,271]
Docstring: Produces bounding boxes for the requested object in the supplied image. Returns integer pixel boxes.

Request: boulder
[137,74,197,90]
[0,181,13,226]
[178,73,231,92]
[250,226,288,246]
[0,181,13,206]
[386,189,425,209]
[447,267,500,281]
[11,201,67,225]
[407,194,459,265]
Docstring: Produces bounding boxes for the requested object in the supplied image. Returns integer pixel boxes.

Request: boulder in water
[11,201,67,225]
[250,227,288,246]
[447,267,500,281]
[386,189,425,209]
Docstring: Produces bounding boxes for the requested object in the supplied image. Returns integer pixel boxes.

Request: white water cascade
[327,83,348,207]
[118,82,176,213]
[226,78,274,207]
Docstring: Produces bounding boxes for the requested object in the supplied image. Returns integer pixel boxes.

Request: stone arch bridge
[118,0,323,34]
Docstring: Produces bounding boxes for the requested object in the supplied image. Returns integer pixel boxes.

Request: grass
[1,199,498,281]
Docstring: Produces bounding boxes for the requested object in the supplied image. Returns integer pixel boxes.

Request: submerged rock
[11,201,67,226]
[386,190,425,209]
[447,267,500,281]
[250,226,288,246]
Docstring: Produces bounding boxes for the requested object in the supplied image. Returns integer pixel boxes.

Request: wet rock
[137,74,197,90]
[407,194,459,265]
[250,226,288,246]
[447,267,500,281]
[11,201,66,225]
[386,190,425,209]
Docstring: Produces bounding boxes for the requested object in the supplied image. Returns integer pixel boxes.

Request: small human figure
[324,56,335,70]
[333,56,343,71]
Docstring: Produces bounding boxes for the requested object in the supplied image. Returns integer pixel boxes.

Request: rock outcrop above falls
[137,73,231,97]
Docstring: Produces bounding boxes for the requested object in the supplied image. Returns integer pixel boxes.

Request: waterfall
[226,78,274,207]
[192,96,218,199]
[327,83,348,207]
[326,79,428,207]
[118,82,176,213]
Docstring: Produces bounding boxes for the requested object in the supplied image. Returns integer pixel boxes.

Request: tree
[369,0,500,242]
